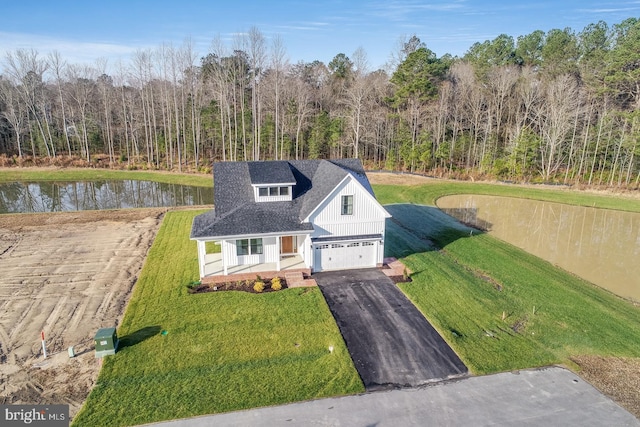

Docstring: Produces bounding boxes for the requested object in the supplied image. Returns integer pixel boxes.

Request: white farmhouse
[190,159,391,281]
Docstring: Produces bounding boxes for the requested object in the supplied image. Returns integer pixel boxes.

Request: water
[0,180,213,213]
[437,195,640,301]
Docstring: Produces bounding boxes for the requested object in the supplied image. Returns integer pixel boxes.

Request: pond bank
[437,194,640,301]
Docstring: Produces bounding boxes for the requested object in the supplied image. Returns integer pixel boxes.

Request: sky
[1,1,639,73]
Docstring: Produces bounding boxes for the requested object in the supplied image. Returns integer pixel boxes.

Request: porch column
[222,239,228,276]
[197,240,206,279]
[276,236,281,271]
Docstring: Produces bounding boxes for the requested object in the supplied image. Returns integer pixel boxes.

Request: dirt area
[368,171,434,186]
[571,356,640,419]
[0,208,165,419]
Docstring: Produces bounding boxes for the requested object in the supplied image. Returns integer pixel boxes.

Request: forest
[0,18,639,187]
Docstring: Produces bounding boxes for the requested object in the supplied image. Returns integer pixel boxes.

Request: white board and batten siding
[307,175,390,272]
[307,177,387,237]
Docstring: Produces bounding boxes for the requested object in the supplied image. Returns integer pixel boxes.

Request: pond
[0,180,213,214]
[437,195,640,301]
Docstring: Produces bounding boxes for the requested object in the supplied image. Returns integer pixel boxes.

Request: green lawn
[380,194,640,375]
[0,168,213,188]
[72,210,362,427]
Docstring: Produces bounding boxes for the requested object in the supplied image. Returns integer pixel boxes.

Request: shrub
[271,277,282,291]
[187,280,201,289]
[253,281,265,293]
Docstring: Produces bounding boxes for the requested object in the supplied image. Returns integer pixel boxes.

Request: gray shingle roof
[190,158,373,239]
[247,160,296,184]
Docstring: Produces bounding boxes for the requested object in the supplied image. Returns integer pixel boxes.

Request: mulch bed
[571,355,640,419]
[188,278,288,294]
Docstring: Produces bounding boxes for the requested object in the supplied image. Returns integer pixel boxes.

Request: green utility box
[94,327,119,358]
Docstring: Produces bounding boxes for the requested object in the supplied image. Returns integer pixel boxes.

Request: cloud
[368,0,467,21]
[274,22,330,32]
[0,32,145,70]
[579,7,640,13]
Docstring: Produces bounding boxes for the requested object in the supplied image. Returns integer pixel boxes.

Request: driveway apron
[315,268,467,390]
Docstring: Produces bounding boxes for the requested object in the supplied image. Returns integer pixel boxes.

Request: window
[250,238,263,254]
[236,238,263,256]
[257,186,290,198]
[341,195,353,215]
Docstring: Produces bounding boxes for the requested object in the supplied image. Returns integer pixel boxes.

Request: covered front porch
[200,252,311,284]
[195,233,311,280]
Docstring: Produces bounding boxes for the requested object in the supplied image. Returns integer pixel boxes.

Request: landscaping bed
[188,277,288,294]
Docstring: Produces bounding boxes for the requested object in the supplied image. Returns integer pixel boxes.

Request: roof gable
[302,172,391,222]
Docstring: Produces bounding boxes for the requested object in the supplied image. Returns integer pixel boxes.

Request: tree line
[1,19,639,186]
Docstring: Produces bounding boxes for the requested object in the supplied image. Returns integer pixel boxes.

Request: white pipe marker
[41,331,47,359]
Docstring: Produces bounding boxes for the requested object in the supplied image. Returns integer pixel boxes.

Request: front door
[280,236,296,254]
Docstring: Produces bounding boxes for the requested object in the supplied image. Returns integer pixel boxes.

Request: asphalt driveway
[315,268,467,390]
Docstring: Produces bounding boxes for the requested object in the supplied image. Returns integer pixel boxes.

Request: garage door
[314,241,377,272]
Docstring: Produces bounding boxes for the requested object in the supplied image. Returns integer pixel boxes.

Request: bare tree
[247,27,266,160]
[66,64,97,162]
[96,58,116,164]
[3,49,54,157]
[48,51,72,156]
[538,74,583,180]
[0,78,26,157]
[270,34,288,160]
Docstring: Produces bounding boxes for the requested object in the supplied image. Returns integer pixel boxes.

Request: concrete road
[315,268,467,389]
[147,367,639,427]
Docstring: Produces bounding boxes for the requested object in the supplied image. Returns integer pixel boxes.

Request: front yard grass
[72,210,362,427]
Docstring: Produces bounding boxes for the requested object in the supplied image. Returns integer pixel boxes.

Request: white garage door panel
[314,241,377,272]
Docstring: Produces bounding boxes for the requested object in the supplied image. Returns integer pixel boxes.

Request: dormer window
[255,185,292,201]
[248,161,296,202]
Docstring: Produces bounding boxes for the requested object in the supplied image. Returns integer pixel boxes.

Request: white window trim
[236,238,263,256]
[341,195,354,215]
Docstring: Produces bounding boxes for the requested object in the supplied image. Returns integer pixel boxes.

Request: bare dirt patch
[367,171,434,186]
[571,355,640,419]
[0,209,164,419]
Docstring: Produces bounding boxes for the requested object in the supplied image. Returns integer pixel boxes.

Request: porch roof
[190,207,313,240]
